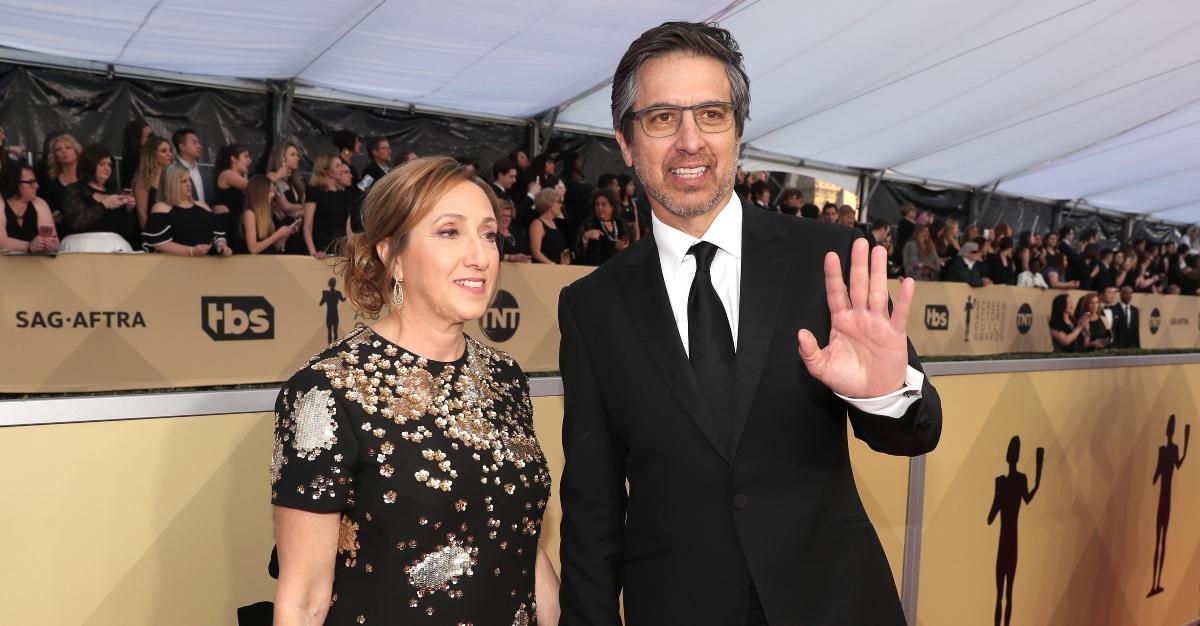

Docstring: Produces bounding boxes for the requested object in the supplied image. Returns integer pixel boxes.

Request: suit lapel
[618,234,731,463]
[730,202,788,456]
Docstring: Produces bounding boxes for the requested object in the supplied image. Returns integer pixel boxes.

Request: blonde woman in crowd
[132,135,174,229]
[241,174,300,254]
[142,161,230,256]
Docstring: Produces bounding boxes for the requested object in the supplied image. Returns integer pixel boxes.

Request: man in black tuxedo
[491,158,517,203]
[359,136,392,192]
[557,21,942,626]
[1111,285,1141,348]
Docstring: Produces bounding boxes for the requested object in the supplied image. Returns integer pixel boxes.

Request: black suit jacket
[360,162,389,190]
[1111,303,1140,348]
[558,203,942,626]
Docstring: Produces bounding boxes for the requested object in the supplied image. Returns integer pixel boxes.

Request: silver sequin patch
[269,436,285,484]
[291,386,338,460]
[407,541,473,592]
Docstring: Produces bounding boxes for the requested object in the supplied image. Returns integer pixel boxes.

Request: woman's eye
[439,228,459,238]
[483,232,498,242]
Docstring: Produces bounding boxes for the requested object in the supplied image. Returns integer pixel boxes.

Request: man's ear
[614,129,634,168]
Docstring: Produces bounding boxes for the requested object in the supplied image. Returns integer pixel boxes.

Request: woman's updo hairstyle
[338,156,498,316]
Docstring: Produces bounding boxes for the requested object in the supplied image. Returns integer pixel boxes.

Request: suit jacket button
[732,494,749,510]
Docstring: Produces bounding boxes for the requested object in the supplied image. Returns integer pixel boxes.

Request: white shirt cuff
[835,366,925,419]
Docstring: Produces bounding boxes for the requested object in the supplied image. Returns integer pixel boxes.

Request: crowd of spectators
[3,120,1200,307]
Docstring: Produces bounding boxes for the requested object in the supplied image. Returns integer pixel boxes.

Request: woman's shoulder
[150,201,173,214]
[467,336,523,378]
[283,327,380,396]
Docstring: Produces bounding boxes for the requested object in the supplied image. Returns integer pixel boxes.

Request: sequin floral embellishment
[406,538,476,594]
[289,387,339,460]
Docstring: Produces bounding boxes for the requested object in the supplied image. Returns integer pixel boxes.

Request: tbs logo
[202,296,274,341]
[481,290,520,342]
[924,305,950,330]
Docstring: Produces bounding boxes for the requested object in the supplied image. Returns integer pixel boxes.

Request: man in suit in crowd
[557,21,942,626]
[1112,285,1141,348]
[359,136,392,192]
[491,158,517,203]
[172,128,211,204]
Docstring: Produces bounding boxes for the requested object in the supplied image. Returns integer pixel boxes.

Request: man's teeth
[671,166,706,178]
[455,279,484,288]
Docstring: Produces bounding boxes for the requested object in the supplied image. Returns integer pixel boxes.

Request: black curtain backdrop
[870,180,970,225]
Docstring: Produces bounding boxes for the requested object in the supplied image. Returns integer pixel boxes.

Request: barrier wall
[0,255,588,393]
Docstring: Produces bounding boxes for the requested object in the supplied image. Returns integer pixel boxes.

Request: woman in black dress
[267,141,307,254]
[60,143,137,248]
[1075,292,1111,351]
[242,174,300,254]
[0,164,58,254]
[303,154,358,258]
[38,133,82,220]
[132,135,174,231]
[573,188,630,266]
[272,156,558,625]
[528,188,570,264]
[213,143,252,253]
[1049,293,1088,353]
[142,162,231,256]
[497,200,531,262]
[986,236,1018,285]
[119,119,151,190]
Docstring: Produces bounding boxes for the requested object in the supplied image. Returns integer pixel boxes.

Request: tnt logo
[1015,303,1034,335]
[481,290,520,342]
[1149,308,1161,335]
[924,304,950,330]
[201,296,274,341]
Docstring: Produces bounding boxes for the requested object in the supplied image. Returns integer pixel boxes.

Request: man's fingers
[868,243,888,313]
[797,329,823,365]
[848,238,869,310]
[892,277,916,334]
[824,251,849,315]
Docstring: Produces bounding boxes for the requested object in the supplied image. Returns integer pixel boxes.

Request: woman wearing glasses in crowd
[573,187,630,266]
[242,174,300,255]
[1,164,58,254]
[142,161,230,256]
[272,156,558,626]
[497,199,532,262]
[132,135,174,230]
[60,144,137,250]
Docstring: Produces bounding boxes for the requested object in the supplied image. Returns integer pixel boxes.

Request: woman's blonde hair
[309,154,338,190]
[157,162,192,206]
[46,134,83,179]
[134,135,171,190]
[267,141,305,202]
[245,174,274,240]
[338,156,498,316]
[533,188,560,214]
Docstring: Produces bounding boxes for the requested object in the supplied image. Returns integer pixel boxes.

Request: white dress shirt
[651,194,923,419]
[179,157,205,204]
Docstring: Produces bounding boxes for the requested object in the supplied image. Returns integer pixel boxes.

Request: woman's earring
[391,277,404,311]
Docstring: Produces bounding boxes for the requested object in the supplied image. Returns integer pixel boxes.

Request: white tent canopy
[3,0,1199,223]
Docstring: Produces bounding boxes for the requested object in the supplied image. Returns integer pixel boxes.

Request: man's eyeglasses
[629,102,736,138]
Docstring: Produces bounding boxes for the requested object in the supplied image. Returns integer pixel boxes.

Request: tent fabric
[2,0,1199,222]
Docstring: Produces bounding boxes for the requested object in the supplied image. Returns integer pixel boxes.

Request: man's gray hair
[611,22,751,143]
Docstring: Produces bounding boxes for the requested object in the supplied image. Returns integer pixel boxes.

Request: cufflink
[902,389,922,399]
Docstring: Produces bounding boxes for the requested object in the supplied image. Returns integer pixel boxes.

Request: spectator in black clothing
[144,161,230,256]
[60,144,137,249]
[560,151,592,240]
[303,154,356,258]
[242,174,299,255]
[776,188,803,216]
[132,135,173,231]
[267,141,306,254]
[508,148,532,195]
[617,174,646,240]
[1049,293,1088,353]
[748,180,771,210]
[987,236,1018,285]
[529,188,570,265]
[574,188,631,266]
[360,137,392,192]
[172,127,208,204]
[1088,246,1114,291]
[1075,293,1112,350]
[820,202,838,223]
[213,144,251,228]
[798,202,819,219]
[597,173,621,198]
[1131,251,1164,293]
[39,133,83,219]
[331,130,362,186]
[1111,286,1141,348]
[945,241,991,287]
[894,203,917,267]
[868,219,891,248]
[491,158,517,202]
[1,163,58,254]
[1043,252,1080,290]
[0,125,26,177]
[1179,254,1200,295]
[530,152,557,183]
[119,119,151,190]
[1057,226,1083,282]
[497,200,531,262]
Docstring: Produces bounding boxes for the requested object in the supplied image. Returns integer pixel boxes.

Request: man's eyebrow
[635,100,728,111]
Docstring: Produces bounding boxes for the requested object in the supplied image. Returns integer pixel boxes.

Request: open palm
[798,238,914,399]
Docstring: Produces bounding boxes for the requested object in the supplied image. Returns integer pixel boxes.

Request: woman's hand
[313,251,327,260]
[101,194,127,210]
[191,243,211,257]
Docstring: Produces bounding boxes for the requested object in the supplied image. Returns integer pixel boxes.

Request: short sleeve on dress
[270,368,360,513]
[141,212,172,251]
